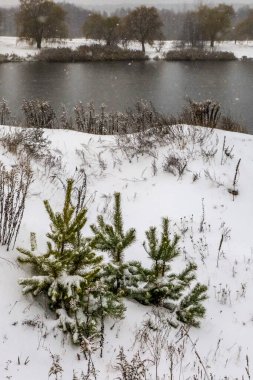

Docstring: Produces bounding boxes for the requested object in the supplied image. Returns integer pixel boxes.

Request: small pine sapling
[90,192,138,294]
[91,192,136,263]
[18,179,124,347]
[144,217,180,279]
[134,217,208,327]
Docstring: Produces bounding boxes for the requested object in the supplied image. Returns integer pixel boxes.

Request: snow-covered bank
[1,36,253,60]
[0,124,253,379]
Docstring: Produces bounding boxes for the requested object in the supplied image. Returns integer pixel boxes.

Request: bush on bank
[165,49,237,61]
[36,45,148,62]
[0,54,22,63]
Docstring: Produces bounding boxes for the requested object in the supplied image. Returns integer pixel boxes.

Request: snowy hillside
[0,124,253,379]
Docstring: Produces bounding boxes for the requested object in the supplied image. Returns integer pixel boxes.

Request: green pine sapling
[176,283,208,327]
[90,192,139,294]
[18,179,125,346]
[91,192,136,263]
[134,217,208,327]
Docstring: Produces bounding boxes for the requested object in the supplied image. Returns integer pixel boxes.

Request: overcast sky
[0,0,250,8]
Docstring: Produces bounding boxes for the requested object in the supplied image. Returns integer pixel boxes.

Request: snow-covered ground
[1,36,253,60]
[0,124,253,379]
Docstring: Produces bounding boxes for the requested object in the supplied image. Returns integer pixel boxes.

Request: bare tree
[198,4,234,48]
[83,13,121,47]
[123,6,164,53]
[16,0,68,49]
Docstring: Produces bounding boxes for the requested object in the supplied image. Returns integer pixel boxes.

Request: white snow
[0,124,253,378]
[1,36,253,60]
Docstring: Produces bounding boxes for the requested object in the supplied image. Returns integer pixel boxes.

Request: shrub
[0,99,12,125]
[36,45,148,62]
[219,115,247,133]
[74,44,147,62]
[0,54,8,63]
[22,99,57,129]
[179,99,247,133]
[163,154,187,178]
[1,128,50,159]
[0,54,22,63]
[36,47,74,62]
[73,100,164,135]
[165,49,237,61]
[180,99,221,128]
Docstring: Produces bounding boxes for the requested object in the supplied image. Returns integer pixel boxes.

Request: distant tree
[236,9,253,40]
[16,0,68,49]
[102,15,121,46]
[59,3,89,38]
[0,10,3,42]
[159,9,185,41]
[181,11,204,48]
[123,6,164,53]
[198,4,235,47]
[0,7,17,36]
[83,13,104,42]
[83,13,121,46]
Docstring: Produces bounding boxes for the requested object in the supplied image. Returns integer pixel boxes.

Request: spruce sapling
[18,179,124,347]
[90,192,137,294]
[134,217,207,327]
[91,192,136,263]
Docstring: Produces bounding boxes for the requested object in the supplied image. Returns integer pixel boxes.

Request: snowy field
[1,36,253,60]
[0,124,253,379]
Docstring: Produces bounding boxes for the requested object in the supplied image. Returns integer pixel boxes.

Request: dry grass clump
[219,115,247,134]
[179,99,247,133]
[0,128,51,160]
[0,97,247,136]
[22,99,57,129]
[0,160,33,250]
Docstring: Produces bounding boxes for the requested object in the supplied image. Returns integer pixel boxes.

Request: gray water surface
[0,60,253,132]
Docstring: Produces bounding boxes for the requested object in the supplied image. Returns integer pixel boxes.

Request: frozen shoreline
[1,36,253,61]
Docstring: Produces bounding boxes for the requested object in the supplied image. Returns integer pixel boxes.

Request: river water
[0,60,253,132]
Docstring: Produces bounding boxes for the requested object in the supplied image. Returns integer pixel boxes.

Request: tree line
[1,0,253,51]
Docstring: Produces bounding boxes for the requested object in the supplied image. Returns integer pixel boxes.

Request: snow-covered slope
[1,36,253,60]
[0,125,253,379]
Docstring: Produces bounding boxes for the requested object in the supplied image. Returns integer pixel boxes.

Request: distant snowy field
[0,124,253,379]
[1,36,253,59]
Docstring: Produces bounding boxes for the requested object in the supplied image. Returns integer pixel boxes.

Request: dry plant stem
[221,136,226,165]
[0,161,33,250]
[245,355,251,380]
[0,98,11,125]
[217,234,224,268]
[135,309,171,380]
[182,327,211,380]
[199,198,205,233]
[73,170,87,214]
[232,158,241,200]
